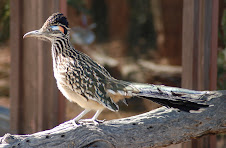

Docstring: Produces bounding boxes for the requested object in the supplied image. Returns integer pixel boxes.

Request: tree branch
[1,91,226,148]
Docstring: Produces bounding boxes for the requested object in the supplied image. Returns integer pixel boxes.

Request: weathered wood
[1,91,225,148]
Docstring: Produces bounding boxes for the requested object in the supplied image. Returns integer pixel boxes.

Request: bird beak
[23,30,43,38]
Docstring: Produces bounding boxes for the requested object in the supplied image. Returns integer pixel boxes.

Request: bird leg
[72,109,91,126]
[78,109,104,125]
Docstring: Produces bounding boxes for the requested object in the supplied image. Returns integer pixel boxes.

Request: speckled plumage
[24,13,210,124]
[52,36,125,111]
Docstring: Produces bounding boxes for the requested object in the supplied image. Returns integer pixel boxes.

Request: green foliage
[220,9,226,45]
[90,0,108,42]
[67,0,108,42]
[0,0,10,43]
[217,9,226,89]
[127,0,156,58]
[67,0,89,14]
[217,49,226,89]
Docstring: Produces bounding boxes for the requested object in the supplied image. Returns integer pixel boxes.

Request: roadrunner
[24,13,210,125]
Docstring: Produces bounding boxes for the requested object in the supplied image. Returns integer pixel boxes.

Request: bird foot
[78,119,105,125]
[71,119,80,127]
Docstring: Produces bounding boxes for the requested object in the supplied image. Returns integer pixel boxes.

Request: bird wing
[64,51,119,111]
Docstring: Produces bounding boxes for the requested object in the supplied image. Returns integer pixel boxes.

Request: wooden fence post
[182,0,219,147]
[10,0,66,134]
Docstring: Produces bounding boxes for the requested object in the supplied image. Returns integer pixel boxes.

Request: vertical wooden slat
[10,0,67,134]
[10,0,23,134]
[160,0,183,65]
[182,0,195,89]
[182,0,218,147]
[182,0,218,90]
[106,0,129,40]
[22,1,38,133]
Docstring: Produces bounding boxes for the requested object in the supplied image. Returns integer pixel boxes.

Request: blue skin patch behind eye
[50,26,67,35]
[51,26,59,31]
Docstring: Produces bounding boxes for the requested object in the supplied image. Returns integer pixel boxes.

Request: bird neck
[51,36,76,71]
[52,36,71,57]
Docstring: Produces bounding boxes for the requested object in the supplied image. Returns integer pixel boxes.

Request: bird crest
[42,12,69,29]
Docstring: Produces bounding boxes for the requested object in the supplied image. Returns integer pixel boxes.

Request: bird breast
[57,80,105,110]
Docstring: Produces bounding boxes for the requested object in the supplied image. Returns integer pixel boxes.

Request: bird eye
[47,28,52,32]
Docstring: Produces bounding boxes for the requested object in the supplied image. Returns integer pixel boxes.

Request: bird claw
[95,119,106,123]
[71,119,80,127]
[78,119,105,125]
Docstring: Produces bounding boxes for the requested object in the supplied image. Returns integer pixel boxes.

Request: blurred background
[0,0,225,147]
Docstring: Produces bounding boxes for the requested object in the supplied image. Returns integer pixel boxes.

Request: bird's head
[23,12,69,41]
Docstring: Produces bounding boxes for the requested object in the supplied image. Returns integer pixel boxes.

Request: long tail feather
[138,96,209,112]
[131,83,211,113]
